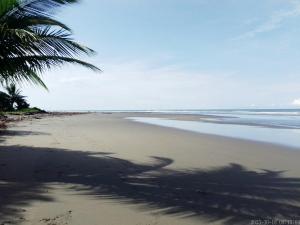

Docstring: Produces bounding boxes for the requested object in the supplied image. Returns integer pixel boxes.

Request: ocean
[127,109,300,148]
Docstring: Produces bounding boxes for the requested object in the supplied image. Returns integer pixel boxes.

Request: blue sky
[23,0,300,110]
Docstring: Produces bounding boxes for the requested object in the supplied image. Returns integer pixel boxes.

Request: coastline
[128,115,300,148]
[87,111,300,129]
[1,112,300,225]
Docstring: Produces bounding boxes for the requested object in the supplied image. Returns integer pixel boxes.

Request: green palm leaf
[3,0,78,18]
[0,0,100,89]
[0,0,18,17]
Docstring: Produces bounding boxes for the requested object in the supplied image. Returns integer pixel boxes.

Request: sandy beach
[1,112,300,225]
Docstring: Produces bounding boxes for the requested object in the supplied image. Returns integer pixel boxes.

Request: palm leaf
[0,55,99,89]
[2,14,71,30]
[4,0,78,18]
[0,0,18,17]
[1,55,100,72]
[0,0,100,89]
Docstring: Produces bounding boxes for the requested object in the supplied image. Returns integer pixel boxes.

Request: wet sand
[0,112,300,225]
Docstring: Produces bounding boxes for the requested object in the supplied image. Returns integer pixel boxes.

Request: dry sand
[0,113,300,225]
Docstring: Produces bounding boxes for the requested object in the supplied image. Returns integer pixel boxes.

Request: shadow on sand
[0,144,300,224]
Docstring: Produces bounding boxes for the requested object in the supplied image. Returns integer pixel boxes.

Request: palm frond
[0,0,100,89]
[1,55,100,72]
[0,0,18,17]
[3,14,71,31]
[0,55,99,89]
[1,83,30,110]
[0,26,95,59]
[0,67,48,90]
[33,27,96,56]
[5,0,79,18]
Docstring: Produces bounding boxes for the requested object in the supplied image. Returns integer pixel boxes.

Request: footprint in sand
[39,211,72,225]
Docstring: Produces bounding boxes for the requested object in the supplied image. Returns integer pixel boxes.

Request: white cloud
[20,60,243,110]
[292,98,300,106]
[20,59,300,110]
[234,0,300,40]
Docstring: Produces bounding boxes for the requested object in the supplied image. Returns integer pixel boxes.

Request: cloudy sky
[21,0,300,110]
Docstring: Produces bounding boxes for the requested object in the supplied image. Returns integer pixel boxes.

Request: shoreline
[96,111,300,129]
[2,111,300,153]
[1,112,300,225]
[126,114,300,149]
[4,110,298,151]
[127,116,300,151]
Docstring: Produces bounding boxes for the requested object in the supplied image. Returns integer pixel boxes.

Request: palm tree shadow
[0,129,50,144]
[0,145,300,225]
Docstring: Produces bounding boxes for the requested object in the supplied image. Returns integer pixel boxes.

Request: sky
[20,0,300,110]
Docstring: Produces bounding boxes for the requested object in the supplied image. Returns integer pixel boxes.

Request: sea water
[128,109,300,149]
